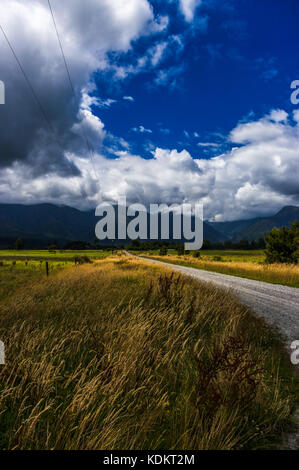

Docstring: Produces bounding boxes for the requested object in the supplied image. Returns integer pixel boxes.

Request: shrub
[74,256,92,265]
[159,246,167,256]
[265,222,298,264]
[177,245,185,256]
[193,250,201,258]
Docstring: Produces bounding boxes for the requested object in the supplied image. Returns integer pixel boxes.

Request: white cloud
[0,3,298,222]
[0,0,160,173]
[123,96,135,101]
[230,111,288,144]
[197,142,220,148]
[269,109,288,123]
[1,109,299,221]
[154,64,185,88]
[179,0,202,22]
[0,109,299,220]
[132,126,152,134]
[148,42,168,67]
[96,98,117,109]
[108,34,185,83]
[72,89,106,150]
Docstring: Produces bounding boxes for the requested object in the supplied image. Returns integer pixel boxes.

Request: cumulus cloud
[0,0,158,173]
[0,3,298,222]
[1,109,298,221]
[179,0,202,22]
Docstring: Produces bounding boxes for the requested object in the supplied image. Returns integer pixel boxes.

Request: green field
[0,249,112,261]
[0,254,297,449]
[144,249,266,263]
[0,250,111,301]
[135,250,299,287]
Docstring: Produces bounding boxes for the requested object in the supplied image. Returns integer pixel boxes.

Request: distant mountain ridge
[0,203,297,248]
[208,206,299,242]
[0,202,225,247]
[0,203,94,242]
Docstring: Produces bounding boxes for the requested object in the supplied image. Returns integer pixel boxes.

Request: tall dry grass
[0,256,296,449]
[141,254,299,287]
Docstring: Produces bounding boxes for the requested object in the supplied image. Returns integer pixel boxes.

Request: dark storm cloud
[0,0,156,174]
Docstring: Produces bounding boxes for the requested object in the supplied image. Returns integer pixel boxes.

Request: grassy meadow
[0,252,297,449]
[0,249,112,261]
[0,250,111,301]
[137,250,299,287]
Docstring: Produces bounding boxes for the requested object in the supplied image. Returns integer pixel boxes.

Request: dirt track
[125,252,299,348]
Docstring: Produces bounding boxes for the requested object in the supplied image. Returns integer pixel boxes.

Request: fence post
[46,261,49,277]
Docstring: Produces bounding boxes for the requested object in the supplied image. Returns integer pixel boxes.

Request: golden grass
[0,255,297,449]
[141,254,299,287]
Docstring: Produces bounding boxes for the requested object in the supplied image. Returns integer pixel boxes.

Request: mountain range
[208,206,299,242]
[0,203,298,248]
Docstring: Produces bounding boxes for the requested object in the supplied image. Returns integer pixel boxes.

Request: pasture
[0,250,111,301]
[138,250,299,287]
[0,253,297,449]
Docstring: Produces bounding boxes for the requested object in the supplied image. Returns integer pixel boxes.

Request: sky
[0,0,298,221]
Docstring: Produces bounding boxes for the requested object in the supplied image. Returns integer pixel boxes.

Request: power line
[0,23,60,145]
[47,0,76,98]
[0,12,99,186]
[47,0,100,183]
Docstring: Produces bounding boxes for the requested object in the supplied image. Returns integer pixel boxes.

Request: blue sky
[93,0,299,160]
[0,0,298,220]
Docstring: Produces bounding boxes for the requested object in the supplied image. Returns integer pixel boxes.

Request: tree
[265,222,298,264]
[258,238,266,249]
[127,239,141,251]
[15,238,24,250]
[224,240,233,249]
[159,246,167,256]
[238,240,250,250]
[291,221,299,261]
[177,245,185,256]
[93,237,100,249]
[64,241,89,250]
[202,239,211,250]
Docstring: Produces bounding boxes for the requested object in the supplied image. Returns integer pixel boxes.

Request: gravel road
[126,252,299,348]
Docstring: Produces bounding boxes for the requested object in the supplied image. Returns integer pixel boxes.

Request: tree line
[13,220,299,265]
